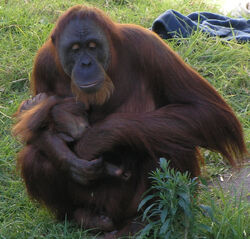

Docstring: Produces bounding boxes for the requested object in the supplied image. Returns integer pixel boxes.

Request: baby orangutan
[13,93,131,231]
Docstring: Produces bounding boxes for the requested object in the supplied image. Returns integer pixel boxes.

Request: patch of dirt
[213,160,250,201]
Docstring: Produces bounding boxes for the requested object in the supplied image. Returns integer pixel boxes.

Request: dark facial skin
[58,18,110,93]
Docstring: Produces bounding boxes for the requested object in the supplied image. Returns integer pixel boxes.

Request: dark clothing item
[152,10,250,42]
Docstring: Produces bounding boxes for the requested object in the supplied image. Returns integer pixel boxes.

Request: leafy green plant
[136,158,249,239]
[136,158,212,239]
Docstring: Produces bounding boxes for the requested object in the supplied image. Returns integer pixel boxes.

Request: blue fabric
[152,10,250,42]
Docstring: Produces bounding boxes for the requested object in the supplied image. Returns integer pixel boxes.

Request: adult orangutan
[14,5,246,238]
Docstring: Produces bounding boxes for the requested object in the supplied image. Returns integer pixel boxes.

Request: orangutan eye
[71,43,80,51]
[88,41,97,49]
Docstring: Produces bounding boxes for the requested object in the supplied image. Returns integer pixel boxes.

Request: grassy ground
[0,0,249,238]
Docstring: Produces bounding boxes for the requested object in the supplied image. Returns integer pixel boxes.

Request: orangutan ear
[51,34,56,44]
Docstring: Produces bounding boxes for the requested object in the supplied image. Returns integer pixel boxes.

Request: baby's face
[58,114,89,140]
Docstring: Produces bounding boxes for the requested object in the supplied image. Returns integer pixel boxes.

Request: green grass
[0,0,249,238]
